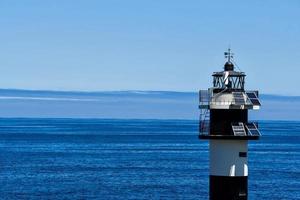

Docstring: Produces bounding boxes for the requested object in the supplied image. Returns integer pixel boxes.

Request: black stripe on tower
[209,175,248,200]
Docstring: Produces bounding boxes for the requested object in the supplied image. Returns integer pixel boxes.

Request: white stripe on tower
[210,140,248,176]
[209,140,248,200]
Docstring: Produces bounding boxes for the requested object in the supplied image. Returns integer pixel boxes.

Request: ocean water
[0,118,299,200]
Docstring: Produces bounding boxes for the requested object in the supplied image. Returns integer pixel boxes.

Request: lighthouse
[199,49,261,200]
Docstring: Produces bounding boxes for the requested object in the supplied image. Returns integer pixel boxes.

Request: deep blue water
[0,118,299,200]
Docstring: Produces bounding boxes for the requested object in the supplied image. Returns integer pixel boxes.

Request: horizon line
[0,116,299,123]
[0,88,299,98]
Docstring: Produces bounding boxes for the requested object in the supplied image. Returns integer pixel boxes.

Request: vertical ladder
[200,109,210,134]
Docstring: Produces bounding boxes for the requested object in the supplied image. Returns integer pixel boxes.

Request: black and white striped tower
[199,49,261,200]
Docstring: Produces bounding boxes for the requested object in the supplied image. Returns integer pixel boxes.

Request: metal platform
[198,134,260,140]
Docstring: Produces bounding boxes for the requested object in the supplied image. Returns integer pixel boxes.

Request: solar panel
[249,99,260,105]
[248,130,260,136]
[246,92,261,106]
[232,122,246,136]
[245,123,261,136]
[246,123,256,129]
[232,92,245,105]
[246,93,256,98]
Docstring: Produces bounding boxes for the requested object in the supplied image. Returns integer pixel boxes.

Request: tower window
[239,152,247,157]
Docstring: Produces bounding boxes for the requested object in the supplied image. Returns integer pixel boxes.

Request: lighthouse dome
[224,62,234,71]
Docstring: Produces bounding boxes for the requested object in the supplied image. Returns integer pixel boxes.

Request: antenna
[224,48,234,63]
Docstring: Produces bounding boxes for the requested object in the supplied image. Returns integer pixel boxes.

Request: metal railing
[199,121,260,137]
[199,90,210,105]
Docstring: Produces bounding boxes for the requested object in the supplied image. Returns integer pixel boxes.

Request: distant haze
[0,89,299,121]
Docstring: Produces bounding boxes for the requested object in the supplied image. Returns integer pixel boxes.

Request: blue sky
[0,0,299,95]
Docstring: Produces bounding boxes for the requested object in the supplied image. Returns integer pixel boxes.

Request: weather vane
[224,48,234,63]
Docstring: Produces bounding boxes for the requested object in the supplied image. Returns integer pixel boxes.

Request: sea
[0,118,299,200]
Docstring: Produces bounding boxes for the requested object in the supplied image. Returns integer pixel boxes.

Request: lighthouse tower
[199,49,261,200]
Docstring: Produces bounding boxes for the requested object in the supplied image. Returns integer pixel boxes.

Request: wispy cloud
[0,96,98,102]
